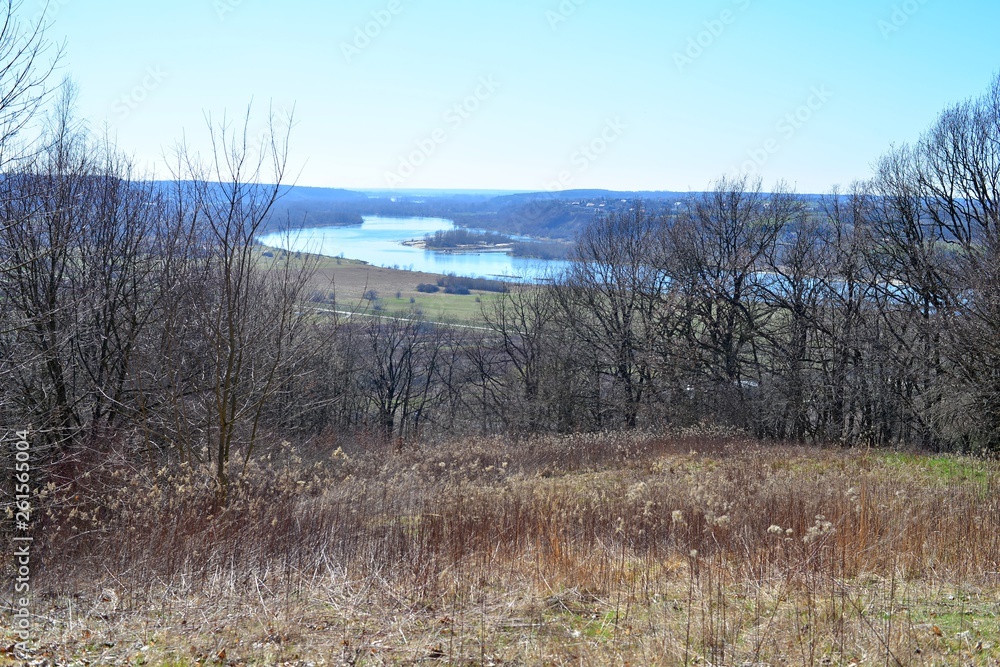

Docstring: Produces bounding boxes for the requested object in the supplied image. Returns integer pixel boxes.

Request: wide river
[258,216,569,281]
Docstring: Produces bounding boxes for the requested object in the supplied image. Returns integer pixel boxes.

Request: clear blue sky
[40,0,1000,193]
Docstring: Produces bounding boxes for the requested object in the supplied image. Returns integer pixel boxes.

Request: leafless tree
[664,176,793,426]
[756,206,828,439]
[0,85,162,455]
[163,106,317,499]
[914,74,1000,448]
[811,185,880,443]
[481,285,556,432]
[355,314,449,440]
[555,203,668,429]
[0,0,61,442]
[0,0,60,168]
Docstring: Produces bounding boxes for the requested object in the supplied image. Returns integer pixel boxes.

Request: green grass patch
[375,291,501,324]
[880,452,996,492]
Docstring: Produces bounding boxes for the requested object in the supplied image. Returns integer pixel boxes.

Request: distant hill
[278,185,370,204]
[269,186,370,229]
[153,183,829,240]
[151,182,371,231]
[491,189,691,205]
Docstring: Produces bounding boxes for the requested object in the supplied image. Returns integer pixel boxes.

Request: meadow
[259,246,506,325]
[5,431,999,666]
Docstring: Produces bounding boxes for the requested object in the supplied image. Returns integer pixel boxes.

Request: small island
[404,228,573,260]
[404,228,513,253]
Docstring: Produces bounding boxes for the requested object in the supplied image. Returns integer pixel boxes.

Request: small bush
[308,290,331,304]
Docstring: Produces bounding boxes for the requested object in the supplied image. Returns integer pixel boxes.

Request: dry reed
[4,431,1000,665]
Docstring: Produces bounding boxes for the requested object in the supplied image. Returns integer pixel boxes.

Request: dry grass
[4,432,1000,666]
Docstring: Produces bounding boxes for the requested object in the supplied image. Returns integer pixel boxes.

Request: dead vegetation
[4,432,1000,666]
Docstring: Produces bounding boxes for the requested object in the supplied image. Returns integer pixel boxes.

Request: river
[258,216,569,281]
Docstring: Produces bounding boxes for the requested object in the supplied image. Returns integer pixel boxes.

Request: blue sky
[39,0,1000,193]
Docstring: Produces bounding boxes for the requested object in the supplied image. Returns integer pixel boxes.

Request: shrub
[436,274,507,294]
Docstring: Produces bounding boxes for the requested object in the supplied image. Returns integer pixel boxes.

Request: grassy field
[258,246,509,325]
[4,432,1000,666]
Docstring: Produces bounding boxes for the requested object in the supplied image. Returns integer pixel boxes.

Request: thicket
[436,274,509,294]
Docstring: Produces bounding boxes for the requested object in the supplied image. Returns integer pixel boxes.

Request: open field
[258,246,509,324]
[4,433,1000,666]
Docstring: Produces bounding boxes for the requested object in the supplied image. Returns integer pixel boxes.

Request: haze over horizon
[43,0,1000,194]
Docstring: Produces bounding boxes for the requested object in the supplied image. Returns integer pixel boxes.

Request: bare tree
[357,314,446,441]
[166,106,316,499]
[915,74,1000,448]
[757,207,828,439]
[812,185,880,443]
[0,0,60,168]
[0,84,162,454]
[665,176,793,426]
[0,0,61,440]
[481,285,557,432]
[555,203,668,429]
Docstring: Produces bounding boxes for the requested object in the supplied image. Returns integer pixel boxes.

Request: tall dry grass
[10,431,1000,665]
